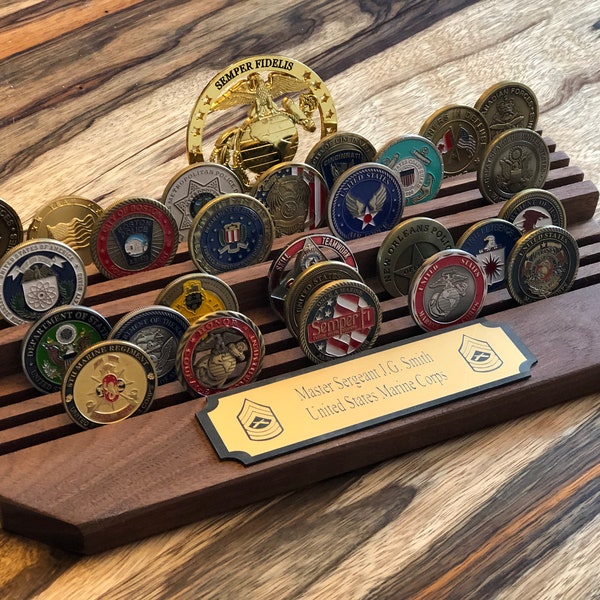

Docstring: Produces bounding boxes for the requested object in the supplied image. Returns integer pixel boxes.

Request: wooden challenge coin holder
[0,137,599,554]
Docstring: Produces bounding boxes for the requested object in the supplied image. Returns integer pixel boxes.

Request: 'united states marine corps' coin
[419,105,490,175]
[328,162,404,241]
[475,81,538,140]
[90,197,178,279]
[27,196,104,265]
[305,131,376,188]
[251,162,328,236]
[109,306,189,385]
[0,197,23,259]
[377,217,454,297]
[375,135,443,205]
[162,162,244,243]
[506,225,579,305]
[497,188,566,233]
[187,55,337,188]
[298,279,381,364]
[155,272,239,323]
[409,249,487,332]
[21,305,111,394]
[0,239,87,325]
[478,128,550,203]
[62,339,157,429]
[456,218,521,291]
[284,260,364,339]
[176,310,265,397]
[268,233,358,320]
[188,193,274,274]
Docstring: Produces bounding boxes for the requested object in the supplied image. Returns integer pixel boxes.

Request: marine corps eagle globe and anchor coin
[186,56,337,188]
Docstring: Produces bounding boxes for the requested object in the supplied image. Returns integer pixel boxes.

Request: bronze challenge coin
[0,197,23,259]
[497,188,566,233]
[90,197,179,279]
[62,339,157,429]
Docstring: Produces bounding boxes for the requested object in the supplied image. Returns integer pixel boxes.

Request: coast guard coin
[109,306,189,385]
[251,162,328,236]
[21,305,111,394]
[478,128,550,203]
[176,310,265,397]
[188,193,274,274]
[298,279,381,364]
[284,261,364,339]
[155,272,239,323]
[162,162,244,243]
[0,239,87,325]
[62,339,157,429]
[305,131,376,188]
[506,225,579,305]
[456,218,521,291]
[377,217,454,297]
[27,196,104,265]
[187,55,337,187]
[419,105,490,175]
[375,135,443,205]
[0,197,23,259]
[90,197,178,279]
[268,233,358,320]
[409,249,487,332]
[475,81,539,140]
[497,188,566,233]
[328,162,404,241]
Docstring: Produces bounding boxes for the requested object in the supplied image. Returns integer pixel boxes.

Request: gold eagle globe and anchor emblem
[187,56,337,187]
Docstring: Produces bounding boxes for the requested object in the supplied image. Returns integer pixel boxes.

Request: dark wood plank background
[1,0,599,598]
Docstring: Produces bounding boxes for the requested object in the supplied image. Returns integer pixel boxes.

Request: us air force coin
[62,340,157,429]
[187,56,337,187]
[328,163,404,241]
[456,218,521,291]
[475,81,539,140]
[0,239,87,325]
[375,135,443,205]
[27,196,104,265]
[90,197,178,279]
[176,310,265,397]
[305,131,376,188]
[497,188,566,233]
[284,261,364,339]
[377,217,454,297]
[506,225,579,305]
[188,193,274,273]
[298,279,381,364]
[21,305,111,394]
[0,197,23,259]
[251,162,328,236]
[419,105,490,175]
[268,233,358,320]
[155,272,239,323]
[109,306,189,385]
[409,249,487,332]
[162,162,244,243]
[478,128,550,203]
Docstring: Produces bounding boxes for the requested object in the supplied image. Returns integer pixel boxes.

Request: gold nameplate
[197,320,536,465]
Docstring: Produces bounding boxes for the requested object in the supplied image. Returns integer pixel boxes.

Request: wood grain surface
[1,0,600,598]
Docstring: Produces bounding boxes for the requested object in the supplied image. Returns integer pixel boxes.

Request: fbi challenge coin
[0,239,87,325]
[162,162,244,242]
[90,197,178,279]
[298,279,381,363]
[62,340,157,429]
[498,188,567,233]
[176,310,265,397]
[21,305,111,394]
[409,249,487,331]
[506,225,579,305]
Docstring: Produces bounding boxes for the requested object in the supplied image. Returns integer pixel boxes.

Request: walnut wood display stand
[0,138,599,554]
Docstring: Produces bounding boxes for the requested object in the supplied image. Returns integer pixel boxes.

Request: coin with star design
[377,217,454,297]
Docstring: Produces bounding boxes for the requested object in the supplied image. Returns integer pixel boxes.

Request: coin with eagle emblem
[497,188,566,233]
